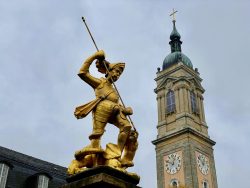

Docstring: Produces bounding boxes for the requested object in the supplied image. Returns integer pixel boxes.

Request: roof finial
[169,8,182,52]
[170,8,178,22]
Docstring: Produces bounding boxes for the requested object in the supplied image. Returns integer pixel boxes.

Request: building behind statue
[152,15,218,188]
[0,145,67,188]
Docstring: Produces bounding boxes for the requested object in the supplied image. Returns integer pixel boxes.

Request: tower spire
[169,9,182,52]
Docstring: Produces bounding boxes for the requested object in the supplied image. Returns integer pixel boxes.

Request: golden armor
[68,50,138,177]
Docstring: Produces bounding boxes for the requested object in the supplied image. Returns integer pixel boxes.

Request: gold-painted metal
[68,50,139,179]
[81,17,137,132]
[170,8,178,21]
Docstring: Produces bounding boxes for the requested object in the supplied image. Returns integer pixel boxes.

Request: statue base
[61,166,140,188]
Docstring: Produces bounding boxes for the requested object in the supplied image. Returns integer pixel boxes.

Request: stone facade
[152,61,218,188]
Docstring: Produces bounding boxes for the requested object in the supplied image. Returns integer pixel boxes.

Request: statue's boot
[75,139,104,160]
[121,160,134,168]
[121,130,138,168]
[117,126,131,152]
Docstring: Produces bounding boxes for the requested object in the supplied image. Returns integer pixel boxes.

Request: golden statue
[68,50,138,178]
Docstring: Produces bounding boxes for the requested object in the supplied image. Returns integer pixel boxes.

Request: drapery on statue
[67,50,139,178]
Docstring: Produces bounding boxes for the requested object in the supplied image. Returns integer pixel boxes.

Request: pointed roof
[170,20,181,40]
[162,18,193,70]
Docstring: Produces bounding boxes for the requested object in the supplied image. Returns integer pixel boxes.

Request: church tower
[152,13,218,188]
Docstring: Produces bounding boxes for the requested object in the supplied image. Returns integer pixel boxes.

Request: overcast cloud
[1,1,250,187]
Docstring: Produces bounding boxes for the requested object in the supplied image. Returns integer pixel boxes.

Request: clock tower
[152,14,218,188]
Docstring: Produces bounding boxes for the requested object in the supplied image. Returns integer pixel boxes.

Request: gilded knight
[68,50,138,175]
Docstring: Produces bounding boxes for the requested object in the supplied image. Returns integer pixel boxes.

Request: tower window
[202,180,209,188]
[172,181,177,188]
[37,175,49,188]
[190,91,199,114]
[170,179,179,187]
[166,90,175,113]
[0,163,10,188]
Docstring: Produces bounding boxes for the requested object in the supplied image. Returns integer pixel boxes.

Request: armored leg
[112,112,132,152]
[89,120,106,148]
[117,125,131,151]
[121,130,138,167]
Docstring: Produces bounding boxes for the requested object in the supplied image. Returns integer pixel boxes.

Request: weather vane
[170,8,178,21]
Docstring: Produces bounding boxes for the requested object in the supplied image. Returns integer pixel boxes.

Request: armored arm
[78,50,105,88]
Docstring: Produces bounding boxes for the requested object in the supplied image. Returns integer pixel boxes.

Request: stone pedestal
[61,166,140,188]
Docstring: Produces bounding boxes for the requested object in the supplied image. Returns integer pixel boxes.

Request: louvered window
[0,163,9,188]
[166,90,175,113]
[190,91,199,114]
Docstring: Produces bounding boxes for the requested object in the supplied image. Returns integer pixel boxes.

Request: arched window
[190,91,198,114]
[167,90,175,113]
[170,179,179,187]
[172,181,177,188]
[0,163,10,188]
[37,175,49,188]
[202,180,209,188]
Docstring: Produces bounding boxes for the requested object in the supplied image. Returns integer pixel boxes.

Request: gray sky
[1,1,250,187]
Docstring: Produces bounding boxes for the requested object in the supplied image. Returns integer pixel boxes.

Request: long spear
[81,17,137,132]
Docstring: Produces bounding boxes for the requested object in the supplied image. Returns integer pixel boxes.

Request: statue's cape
[74,88,116,119]
[74,98,102,119]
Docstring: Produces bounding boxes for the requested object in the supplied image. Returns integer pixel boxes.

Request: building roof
[0,145,67,178]
[162,20,193,70]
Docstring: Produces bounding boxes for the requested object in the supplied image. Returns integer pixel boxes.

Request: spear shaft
[82,17,99,51]
[81,17,136,131]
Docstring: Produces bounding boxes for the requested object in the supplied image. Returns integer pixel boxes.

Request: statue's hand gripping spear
[81,17,137,132]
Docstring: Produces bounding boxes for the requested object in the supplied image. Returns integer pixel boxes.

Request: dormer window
[190,91,199,114]
[37,175,49,188]
[0,163,10,188]
[166,90,175,114]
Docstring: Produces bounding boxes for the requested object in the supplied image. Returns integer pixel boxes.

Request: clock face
[165,152,181,174]
[197,153,209,175]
